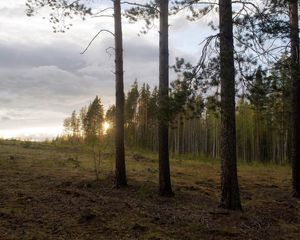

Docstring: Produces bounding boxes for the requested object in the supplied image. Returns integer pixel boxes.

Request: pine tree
[247,67,271,162]
[289,0,300,197]
[114,0,127,187]
[158,0,173,197]
[63,117,72,138]
[125,80,139,146]
[84,96,104,144]
[79,106,87,139]
[70,110,80,141]
[219,0,242,210]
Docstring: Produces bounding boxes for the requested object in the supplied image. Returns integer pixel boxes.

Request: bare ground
[0,141,299,240]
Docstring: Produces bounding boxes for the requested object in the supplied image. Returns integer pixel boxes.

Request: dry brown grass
[0,140,299,240]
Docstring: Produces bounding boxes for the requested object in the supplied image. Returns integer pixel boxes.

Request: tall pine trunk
[219,0,242,210]
[158,0,173,196]
[114,0,127,187]
[289,0,300,197]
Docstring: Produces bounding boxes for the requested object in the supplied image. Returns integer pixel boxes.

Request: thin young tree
[219,0,242,210]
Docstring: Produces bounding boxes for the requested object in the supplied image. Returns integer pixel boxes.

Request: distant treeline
[59,54,291,165]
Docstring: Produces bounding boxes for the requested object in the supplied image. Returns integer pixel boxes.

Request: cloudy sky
[0,0,214,140]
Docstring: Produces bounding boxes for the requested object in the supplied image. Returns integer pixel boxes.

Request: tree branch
[121,1,160,13]
[81,29,115,54]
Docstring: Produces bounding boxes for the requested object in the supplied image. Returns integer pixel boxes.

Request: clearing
[0,140,299,240]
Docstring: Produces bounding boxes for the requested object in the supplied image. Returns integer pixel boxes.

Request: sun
[103,121,111,135]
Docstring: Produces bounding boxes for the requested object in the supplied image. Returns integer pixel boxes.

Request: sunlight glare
[103,121,111,135]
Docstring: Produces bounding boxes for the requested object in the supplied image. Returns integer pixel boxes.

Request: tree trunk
[219,0,242,210]
[255,111,261,162]
[158,0,173,197]
[114,0,127,187]
[179,115,184,154]
[289,0,300,197]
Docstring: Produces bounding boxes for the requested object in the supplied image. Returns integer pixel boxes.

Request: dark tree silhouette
[219,0,242,210]
[114,0,127,187]
[124,0,174,196]
[289,0,300,197]
[158,0,173,197]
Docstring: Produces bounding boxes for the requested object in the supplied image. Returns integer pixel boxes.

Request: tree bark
[289,0,300,197]
[158,0,173,197]
[219,0,242,210]
[114,0,127,187]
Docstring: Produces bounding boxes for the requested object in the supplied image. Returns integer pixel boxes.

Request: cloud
[0,0,211,140]
[0,42,85,71]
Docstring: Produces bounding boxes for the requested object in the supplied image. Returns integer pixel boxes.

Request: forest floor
[0,140,299,240]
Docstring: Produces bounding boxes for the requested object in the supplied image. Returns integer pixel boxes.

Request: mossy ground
[0,140,299,240]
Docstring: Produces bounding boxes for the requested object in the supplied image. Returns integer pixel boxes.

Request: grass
[0,139,299,240]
